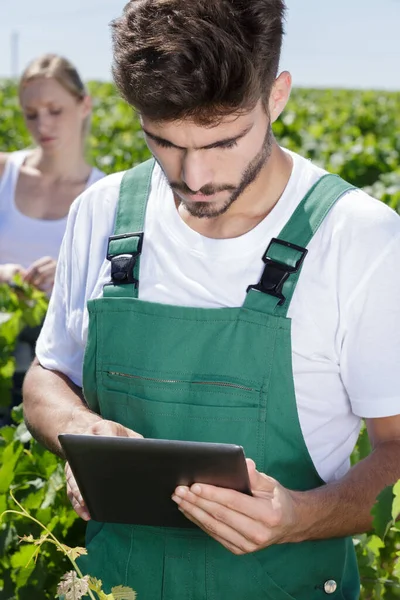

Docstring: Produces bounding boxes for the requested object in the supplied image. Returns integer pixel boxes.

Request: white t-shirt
[36,150,400,483]
[0,150,105,269]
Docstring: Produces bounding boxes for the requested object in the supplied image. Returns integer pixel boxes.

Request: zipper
[107,371,255,392]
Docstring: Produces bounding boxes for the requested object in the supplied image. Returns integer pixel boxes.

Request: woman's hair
[111,0,286,125]
[19,54,90,136]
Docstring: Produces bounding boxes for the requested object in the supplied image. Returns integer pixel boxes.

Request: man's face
[141,100,273,218]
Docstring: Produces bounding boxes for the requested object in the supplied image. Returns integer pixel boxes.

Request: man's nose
[181,152,213,193]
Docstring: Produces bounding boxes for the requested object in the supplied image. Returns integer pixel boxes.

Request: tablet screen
[59,434,251,527]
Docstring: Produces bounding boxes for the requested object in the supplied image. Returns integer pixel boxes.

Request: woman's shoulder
[0,150,32,180]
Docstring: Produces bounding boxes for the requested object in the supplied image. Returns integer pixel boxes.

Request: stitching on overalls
[105,384,261,401]
[257,323,279,472]
[206,540,215,600]
[95,308,280,329]
[124,526,134,586]
[118,405,260,422]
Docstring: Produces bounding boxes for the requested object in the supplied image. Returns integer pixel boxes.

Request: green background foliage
[0,80,400,598]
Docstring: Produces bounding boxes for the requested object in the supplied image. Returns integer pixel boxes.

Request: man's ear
[268,71,292,124]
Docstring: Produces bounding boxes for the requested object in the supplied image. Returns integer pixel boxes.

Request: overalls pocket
[98,371,266,466]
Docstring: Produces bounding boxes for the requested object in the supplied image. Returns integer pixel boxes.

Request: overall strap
[103,159,155,299]
[244,174,355,317]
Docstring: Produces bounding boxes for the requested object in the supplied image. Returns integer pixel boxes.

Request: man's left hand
[172,458,298,555]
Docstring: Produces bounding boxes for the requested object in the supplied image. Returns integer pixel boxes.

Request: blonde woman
[0,53,104,292]
[0,54,104,421]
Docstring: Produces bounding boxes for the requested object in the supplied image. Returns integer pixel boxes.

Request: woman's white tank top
[0,150,104,268]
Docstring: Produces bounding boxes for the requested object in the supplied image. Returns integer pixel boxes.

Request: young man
[23,1,400,598]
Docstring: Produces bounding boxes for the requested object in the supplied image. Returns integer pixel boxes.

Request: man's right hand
[65,419,143,521]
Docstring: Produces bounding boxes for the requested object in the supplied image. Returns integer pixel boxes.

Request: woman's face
[19,77,91,152]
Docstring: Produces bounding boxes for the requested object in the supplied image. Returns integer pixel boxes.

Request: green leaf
[41,463,65,509]
[371,485,395,539]
[58,544,87,561]
[11,403,24,425]
[12,554,36,588]
[393,551,400,582]
[111,585,137,599]
[0,442,23,493]
[0,425,16,444]
[364,534,385,558]
[391,480,400,521]
[88,577,103,592]
[10,543,39,569]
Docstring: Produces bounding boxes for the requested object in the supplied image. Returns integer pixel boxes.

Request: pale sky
[0,0,399,89]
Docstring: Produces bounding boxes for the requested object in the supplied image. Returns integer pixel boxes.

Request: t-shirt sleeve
[35,199,85,387]
[341,232,400,418]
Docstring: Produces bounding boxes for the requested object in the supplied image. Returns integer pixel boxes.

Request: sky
[0,0,399,90]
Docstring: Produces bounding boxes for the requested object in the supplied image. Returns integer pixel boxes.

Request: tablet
[58,434,252,528]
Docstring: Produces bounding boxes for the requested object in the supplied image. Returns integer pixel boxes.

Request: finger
[172,488,268,548]
[28,263,56,287]
[175,481,273,522]
[177,509,246,554]
[65,463,90,520]
[245,458,256,473]
[125,428,144,439]
[24,257,54,280]
[244,459,277,494]
[175,499,260,554]
[68,491,91,521]
[27,256,54,271]
[34,263,55,277]
[65,468,84,507]
[90,419,143,439]
[22,270,35,284]
[31,273,54,289]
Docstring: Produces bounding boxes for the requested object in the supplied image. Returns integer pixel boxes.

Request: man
[23,1,400,598]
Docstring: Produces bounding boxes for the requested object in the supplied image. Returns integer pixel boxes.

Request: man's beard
[170,125,273,219]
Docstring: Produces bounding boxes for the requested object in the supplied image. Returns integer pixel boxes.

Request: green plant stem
[1,501,98,600]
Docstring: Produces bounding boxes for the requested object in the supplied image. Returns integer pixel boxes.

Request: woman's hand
[0,263,25,283]
[24,256,57,292]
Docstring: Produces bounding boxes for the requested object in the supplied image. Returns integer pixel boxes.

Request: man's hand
[65,419,143,521]
[171,459,297,555]
[24,256,57,292]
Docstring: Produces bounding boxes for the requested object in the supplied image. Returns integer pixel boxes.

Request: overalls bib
[79,160,360,599]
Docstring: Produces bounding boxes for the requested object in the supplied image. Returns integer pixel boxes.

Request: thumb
[246,458,277,493]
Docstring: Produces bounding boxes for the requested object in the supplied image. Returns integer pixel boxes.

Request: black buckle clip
[107,232,144,286]
[247,238,308,305]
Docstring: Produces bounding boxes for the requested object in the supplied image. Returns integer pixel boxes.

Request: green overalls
[79,160,360,599]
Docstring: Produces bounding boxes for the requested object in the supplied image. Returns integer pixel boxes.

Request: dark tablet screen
[59,434,252,528]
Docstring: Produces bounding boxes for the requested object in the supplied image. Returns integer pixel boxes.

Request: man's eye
[156,139,173,149]
[219,140,238,150]
[26,114,37,120]
[50,109,62,116]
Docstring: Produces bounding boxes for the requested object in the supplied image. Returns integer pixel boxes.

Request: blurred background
[0,0,399,88]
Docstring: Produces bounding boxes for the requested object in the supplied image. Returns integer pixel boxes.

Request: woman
[0,54,104,420]
[0,53,104,291]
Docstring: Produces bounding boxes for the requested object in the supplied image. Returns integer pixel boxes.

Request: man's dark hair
[111,0,286,124]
